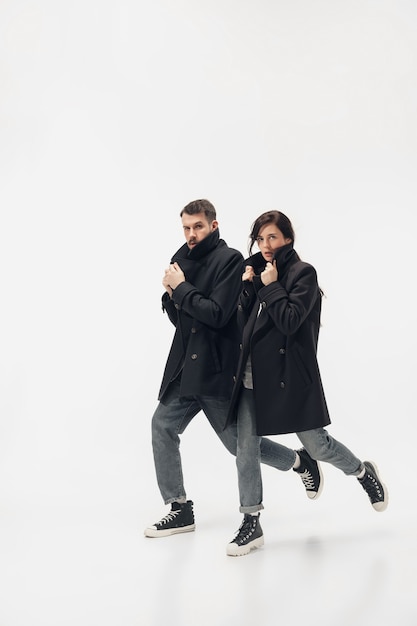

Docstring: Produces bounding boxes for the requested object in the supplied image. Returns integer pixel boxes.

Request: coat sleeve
[256,263,320,335]
[161,291,178,326]
[170,251,244,329]
[238,280,257,323]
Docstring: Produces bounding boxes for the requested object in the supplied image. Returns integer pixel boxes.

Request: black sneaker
[358,461,388,512]
[227,514,264,557]
[293,448,323,499]
[144,500,195,537]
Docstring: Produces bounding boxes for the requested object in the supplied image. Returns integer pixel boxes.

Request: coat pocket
[292,344,312,388]
[210,339,222,373]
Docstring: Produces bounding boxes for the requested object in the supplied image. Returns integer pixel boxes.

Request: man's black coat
[158,229,244,422]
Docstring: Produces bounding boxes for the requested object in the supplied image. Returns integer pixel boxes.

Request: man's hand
[162,272,173,297]
[242,265,255,282]
[164,262,186,291]
[261,261,278,286]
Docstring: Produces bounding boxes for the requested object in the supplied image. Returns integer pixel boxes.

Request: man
[144,199,321,538]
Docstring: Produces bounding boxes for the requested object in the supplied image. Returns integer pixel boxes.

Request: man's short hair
[180,199,216,222]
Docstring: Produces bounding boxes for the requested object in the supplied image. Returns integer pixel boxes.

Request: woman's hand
[261,261,278,286]
[242,265,255,282]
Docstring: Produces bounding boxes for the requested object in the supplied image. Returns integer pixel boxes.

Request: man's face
[182,212,218,250]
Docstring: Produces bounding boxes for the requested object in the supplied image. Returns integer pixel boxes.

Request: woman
[226,210,388,557]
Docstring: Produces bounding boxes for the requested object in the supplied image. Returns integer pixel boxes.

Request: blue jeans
[151,378,297,505]
[236,388,363,513]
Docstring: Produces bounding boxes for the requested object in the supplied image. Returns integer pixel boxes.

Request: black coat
[158,229,244,423]
[228,243,331,436]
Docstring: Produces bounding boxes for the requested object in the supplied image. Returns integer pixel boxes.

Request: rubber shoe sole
[227,535,264,557]
[144,523,195,538]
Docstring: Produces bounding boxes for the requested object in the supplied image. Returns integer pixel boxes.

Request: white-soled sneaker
[358,461,388,512]
[293,447,323,499]
[144,500,195,537]
[227,514,264,557]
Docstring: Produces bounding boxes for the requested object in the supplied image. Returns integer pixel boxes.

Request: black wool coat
[228,243,331,436]
[158,229,244,424]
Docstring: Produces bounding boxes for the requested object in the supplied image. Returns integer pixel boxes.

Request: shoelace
[233,518,257,544]
[299,469,315,489]
[360,472,383,501]
[156,509,181,526]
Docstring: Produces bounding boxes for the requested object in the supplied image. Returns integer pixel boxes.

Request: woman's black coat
[158,228,244,422]
[228,243,331,436]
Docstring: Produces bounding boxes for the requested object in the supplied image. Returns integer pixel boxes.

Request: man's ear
[211,220,219,231]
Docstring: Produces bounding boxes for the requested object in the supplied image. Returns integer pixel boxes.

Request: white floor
[0,431,415,626]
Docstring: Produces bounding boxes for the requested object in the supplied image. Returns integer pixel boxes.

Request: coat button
[191,353,197,360]
[191,327,196,333]
[239,343,243,350]
[238,304,243,311]
[175,303,180,310]
[280,381,285,388]
[279,348,286,354]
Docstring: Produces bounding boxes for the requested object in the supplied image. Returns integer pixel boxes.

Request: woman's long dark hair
[248,211,294,255]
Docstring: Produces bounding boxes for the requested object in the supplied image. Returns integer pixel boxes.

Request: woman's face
[256,223,292,262]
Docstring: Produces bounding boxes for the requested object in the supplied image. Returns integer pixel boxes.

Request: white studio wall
[0,1,416,625]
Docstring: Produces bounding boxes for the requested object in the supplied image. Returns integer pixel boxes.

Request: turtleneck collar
[172,228,220,262]
[246,242,298,276]
[272,242,297,271]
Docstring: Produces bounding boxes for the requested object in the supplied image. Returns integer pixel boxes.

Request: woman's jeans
[236,388,363,513]
[151,378,297,505]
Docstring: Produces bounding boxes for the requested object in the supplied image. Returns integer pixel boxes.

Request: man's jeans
[151,378,297,505]
[236,388,363,513]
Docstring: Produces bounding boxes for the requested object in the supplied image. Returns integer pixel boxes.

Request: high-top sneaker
[358,461,388,511]
[293,447,323,499]
[144,500,195,537]
[227,514,264,557]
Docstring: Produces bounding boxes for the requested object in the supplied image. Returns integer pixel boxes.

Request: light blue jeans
[236,388,363,513]
[151,378,297,505]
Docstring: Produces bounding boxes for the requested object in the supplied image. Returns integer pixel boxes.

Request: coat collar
[245,243,298,277]
[171,228,220,262]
